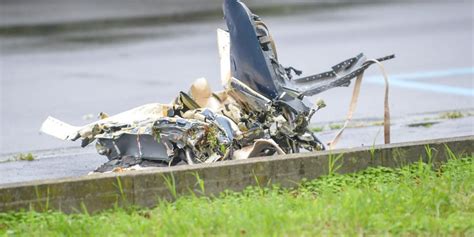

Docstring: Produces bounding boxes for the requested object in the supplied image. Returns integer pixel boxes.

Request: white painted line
[366,67,474,97]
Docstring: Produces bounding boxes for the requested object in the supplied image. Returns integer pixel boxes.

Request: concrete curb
[1,136,472,213]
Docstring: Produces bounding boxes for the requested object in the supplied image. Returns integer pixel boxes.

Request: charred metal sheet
[40,0,394,173]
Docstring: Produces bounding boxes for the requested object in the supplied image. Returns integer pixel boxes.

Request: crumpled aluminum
[40,0,394,173]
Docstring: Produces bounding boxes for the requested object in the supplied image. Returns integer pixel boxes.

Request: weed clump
[329,123,343,130]
[310,126,324,132]
[441,111,464,119]
[15,153,35,161]
[370,120,385,126]
[407,121,438,128]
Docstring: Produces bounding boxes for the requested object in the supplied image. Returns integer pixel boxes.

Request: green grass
[310,119,390,132]
[407,121,439,128]
[1,157,473,236]
[0,153,35,163]
[329,123,343,130]
[370,120,385,126]
[310,126,324,132]
[441,111,464,119]
[15,153,35,161]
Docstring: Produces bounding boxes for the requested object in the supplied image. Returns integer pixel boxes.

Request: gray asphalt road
[0,111,472,185]
[0,1,473,184]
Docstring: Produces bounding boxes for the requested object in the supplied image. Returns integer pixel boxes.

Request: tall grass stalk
[161,173,177,199]
[328,152,344,176]
[114,176,127,204]
[191,172,205,195]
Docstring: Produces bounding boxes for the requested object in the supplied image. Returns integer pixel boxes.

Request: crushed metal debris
[40,0,394,173]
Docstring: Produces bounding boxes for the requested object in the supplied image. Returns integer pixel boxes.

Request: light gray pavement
[0,1,473,183]
[0,0,332,26]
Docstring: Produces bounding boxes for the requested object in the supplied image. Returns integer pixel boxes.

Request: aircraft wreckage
[41,0,394,172]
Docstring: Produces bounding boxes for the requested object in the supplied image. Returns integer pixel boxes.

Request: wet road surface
[0,111,472,185]
[0,1,472,184]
